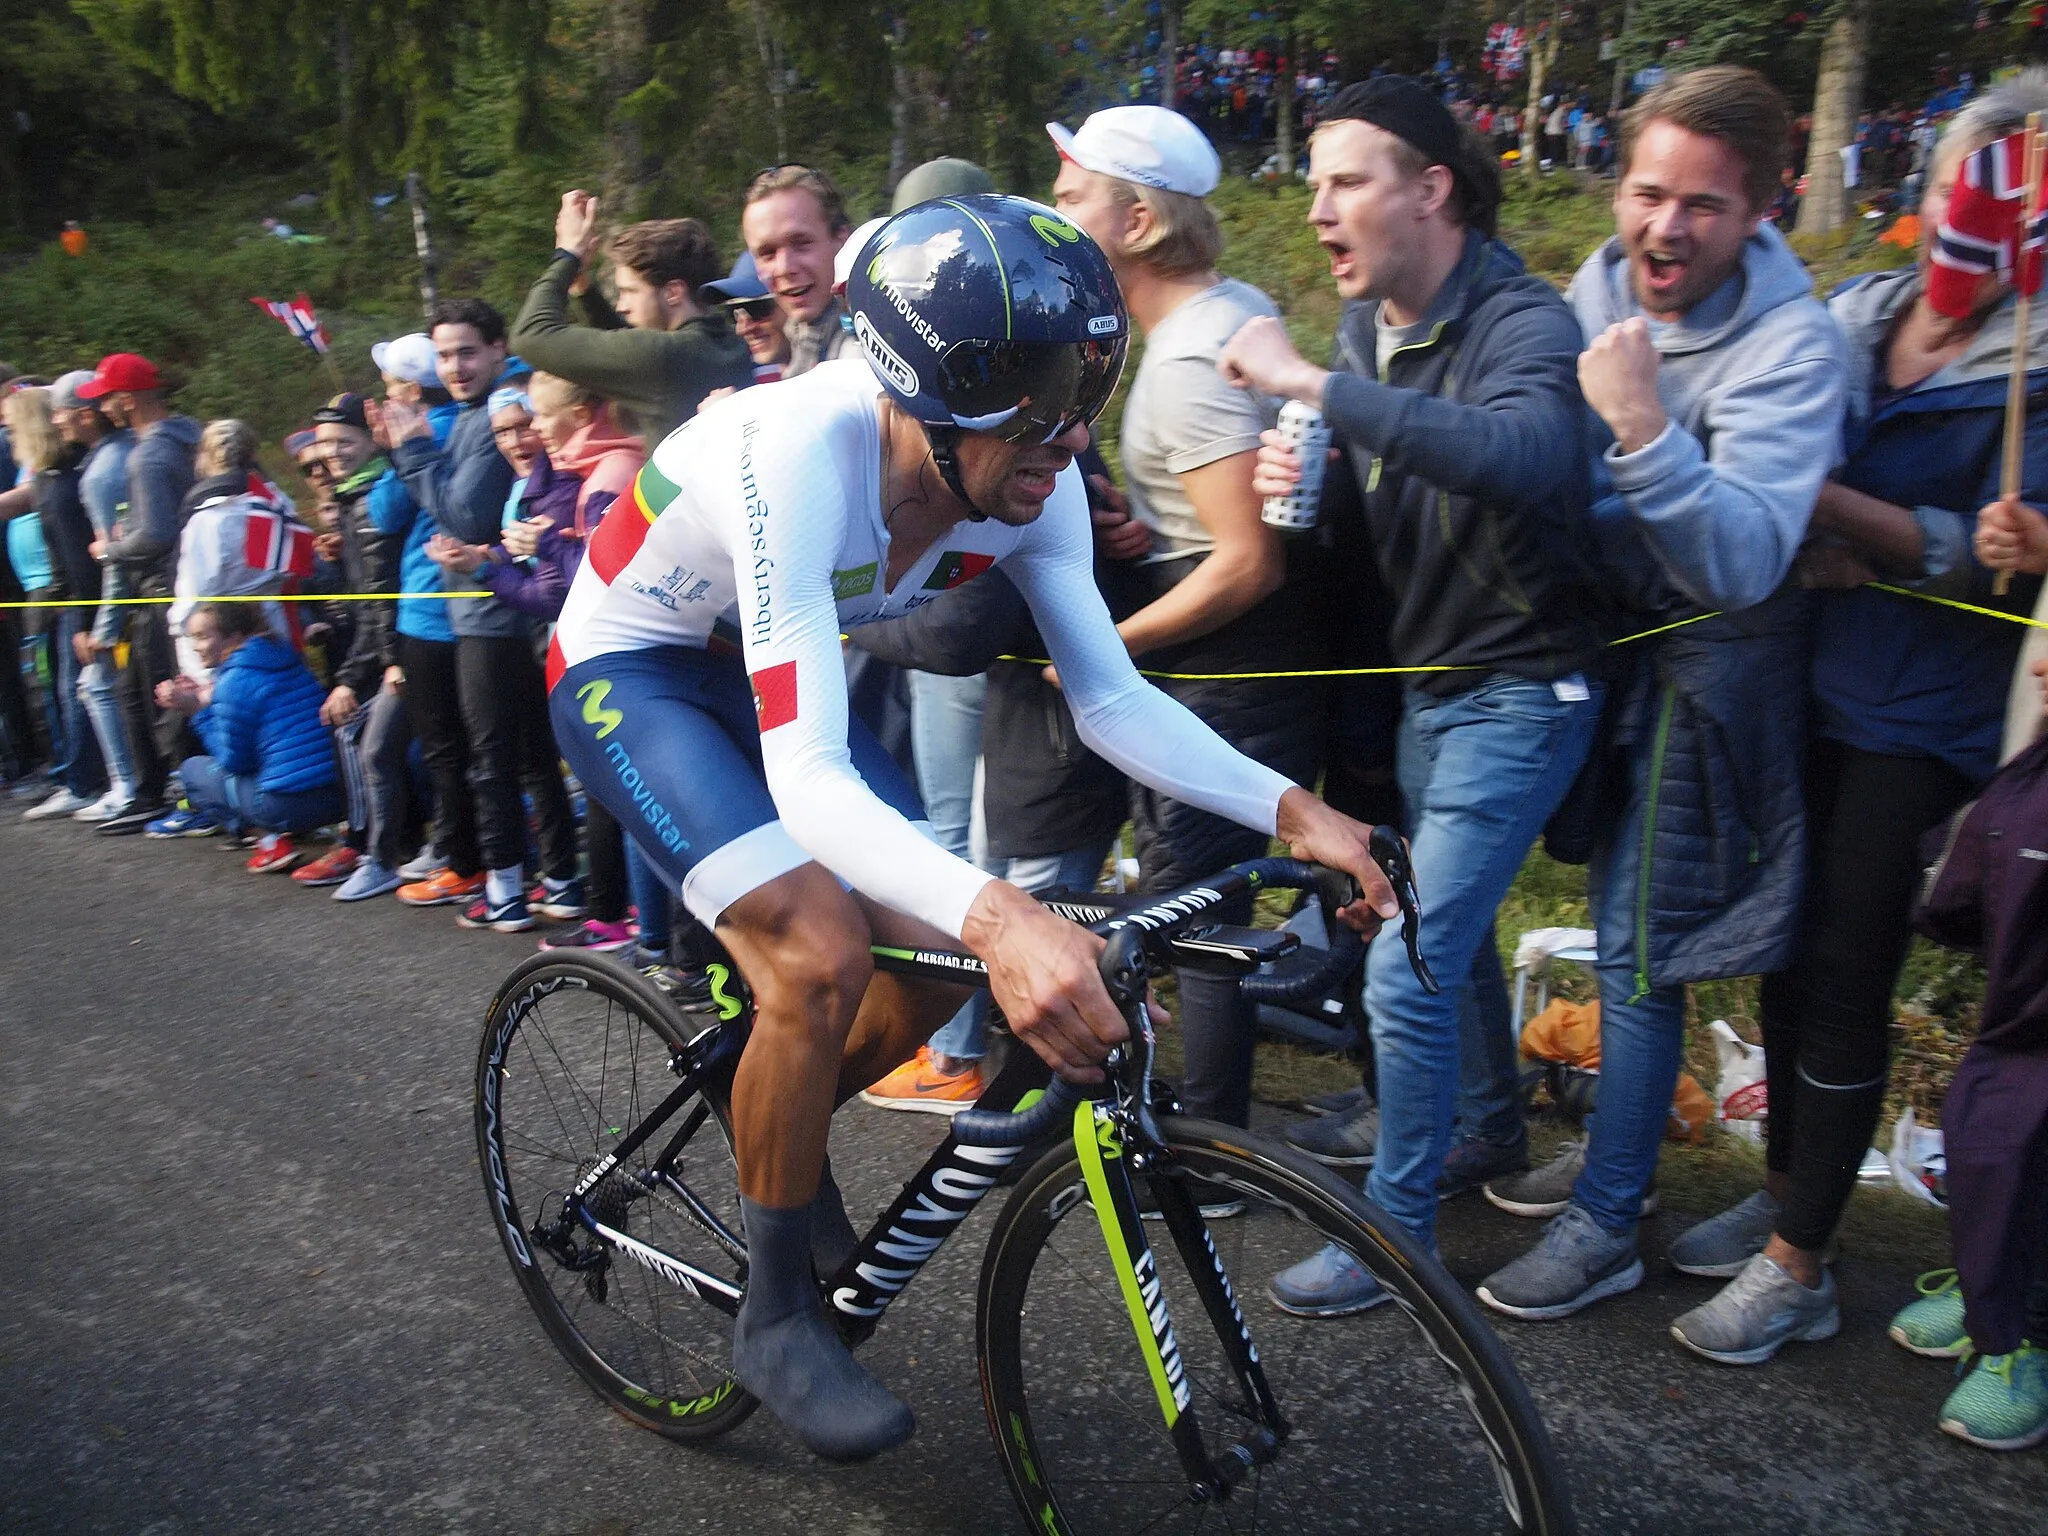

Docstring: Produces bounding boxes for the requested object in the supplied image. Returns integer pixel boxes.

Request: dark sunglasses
[727,298,780,322]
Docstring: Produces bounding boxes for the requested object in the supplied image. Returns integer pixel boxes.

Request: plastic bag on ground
[1710,1019,1768,1142]
[1887,1107,1949,1207]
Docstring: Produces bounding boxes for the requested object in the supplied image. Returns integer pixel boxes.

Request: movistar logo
[705,963,744,1022]
[1030,212,1080,246]
[577,679,623,739]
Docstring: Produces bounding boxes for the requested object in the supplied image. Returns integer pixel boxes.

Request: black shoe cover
[811,1158,860,1280]
[733,1196,914,1461]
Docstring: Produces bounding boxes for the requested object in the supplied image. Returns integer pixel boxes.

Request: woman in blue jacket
[152,601,342,873]
[1665,83,2048,1375]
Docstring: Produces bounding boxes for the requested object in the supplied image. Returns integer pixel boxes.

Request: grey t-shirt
[1118,278,1282,561]
[1374,307,1431,376]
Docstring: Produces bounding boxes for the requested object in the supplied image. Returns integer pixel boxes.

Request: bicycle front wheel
[978,1117,1574,1534]
[476,951,756,1442]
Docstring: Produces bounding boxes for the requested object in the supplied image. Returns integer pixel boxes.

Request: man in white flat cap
[1049,104,1329,1149]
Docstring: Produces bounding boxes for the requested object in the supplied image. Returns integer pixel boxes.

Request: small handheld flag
[1929,129,2047,321]
[249,292,331,355]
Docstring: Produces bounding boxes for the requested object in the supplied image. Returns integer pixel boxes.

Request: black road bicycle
[475,840,1575,1534]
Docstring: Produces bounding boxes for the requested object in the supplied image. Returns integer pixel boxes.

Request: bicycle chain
[578,1175,745,1391]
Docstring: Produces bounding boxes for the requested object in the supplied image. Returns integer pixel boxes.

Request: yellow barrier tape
[5,582,2042,677]
[0,591,491,608]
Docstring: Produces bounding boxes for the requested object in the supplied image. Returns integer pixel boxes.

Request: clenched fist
[1580,318,1670,456]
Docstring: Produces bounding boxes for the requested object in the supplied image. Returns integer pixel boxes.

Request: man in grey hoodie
[78,352,201,833]
[1476,67,1848,1329]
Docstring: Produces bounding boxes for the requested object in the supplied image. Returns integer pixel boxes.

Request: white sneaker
[72,786,135,823]
[397,846,446,881]
[23,787,93,821]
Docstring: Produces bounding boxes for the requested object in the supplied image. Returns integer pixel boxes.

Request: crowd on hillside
[4,57,2048,1456]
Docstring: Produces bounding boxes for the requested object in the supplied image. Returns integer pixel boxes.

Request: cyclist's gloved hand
[1273,787,1401,936]
[961,880,1130,1083]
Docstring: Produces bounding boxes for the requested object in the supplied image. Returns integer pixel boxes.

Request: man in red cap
[80,352,201,833]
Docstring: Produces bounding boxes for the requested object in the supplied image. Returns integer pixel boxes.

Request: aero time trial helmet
[845,193,1129,512]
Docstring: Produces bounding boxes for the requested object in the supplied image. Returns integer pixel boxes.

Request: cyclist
[546,193,1398,1464]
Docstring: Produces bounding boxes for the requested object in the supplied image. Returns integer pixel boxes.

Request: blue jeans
[179,755,345,835]
[910,671,992,1062]
[1394,698,1524,1151]
[1365,675,1604,1247]
[48,609,104,796]
[78,653,137,792]
[1572,797,1689,1236]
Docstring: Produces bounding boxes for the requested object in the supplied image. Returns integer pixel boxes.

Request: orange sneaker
[397,867,486,907]
[858,1046,987,1116]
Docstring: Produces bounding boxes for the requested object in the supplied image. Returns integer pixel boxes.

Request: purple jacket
[1916,728,2048,1052]
[473,451,588,621]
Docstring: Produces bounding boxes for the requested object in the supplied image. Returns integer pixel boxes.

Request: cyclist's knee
[723,867,874,1025]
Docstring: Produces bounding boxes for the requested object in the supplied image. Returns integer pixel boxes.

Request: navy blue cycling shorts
[550,645,925,927]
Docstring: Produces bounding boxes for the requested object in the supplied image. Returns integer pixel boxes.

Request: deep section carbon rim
[476,953,756,1442]
[978,1121,1575,1534]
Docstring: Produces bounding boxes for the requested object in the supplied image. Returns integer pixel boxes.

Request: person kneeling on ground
[153,601,342,873]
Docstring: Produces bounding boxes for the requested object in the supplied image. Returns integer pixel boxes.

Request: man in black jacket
[1219,77,1608,1313]
[296,395,414,897]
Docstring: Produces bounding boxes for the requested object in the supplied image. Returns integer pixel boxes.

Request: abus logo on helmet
[1087,314,1119,336]
[855,312,919,397]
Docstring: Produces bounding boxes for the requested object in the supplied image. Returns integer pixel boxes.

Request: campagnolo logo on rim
[855,312,919,395]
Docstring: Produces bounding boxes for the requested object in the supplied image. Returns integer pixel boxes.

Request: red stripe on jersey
[546,633,567,692]
[750,660,799,731]
[586,491,655,584]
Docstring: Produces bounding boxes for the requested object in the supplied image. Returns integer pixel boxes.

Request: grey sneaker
[1484,1140,1659,1220]
[1476,1204,1643,1321]
[1268,1243,1392,1318]
[1669,1252,1839,1366]
[1284,1100,1380,1167]
[1301,1084,1371,1117]
[1667,1190,1782,1278]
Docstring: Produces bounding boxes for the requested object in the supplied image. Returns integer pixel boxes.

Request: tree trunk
[888,14,910,193]
[1275,15,1296,178]
[1160,0,1180,110]
[1521,12,1561,185]
[406,171,439,320]
[1801,0,1871,236]
[1609,0,1636,115]
[601,0,653,222]
[749,0,788,164]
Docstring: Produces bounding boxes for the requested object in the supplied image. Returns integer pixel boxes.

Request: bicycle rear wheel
[978,1117,1575,1534]
[476,951,756,1442]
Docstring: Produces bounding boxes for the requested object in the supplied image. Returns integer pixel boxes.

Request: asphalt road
[2,813,2044,1535]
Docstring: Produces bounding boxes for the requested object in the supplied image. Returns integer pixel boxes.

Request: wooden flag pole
[1996,112,2047,597]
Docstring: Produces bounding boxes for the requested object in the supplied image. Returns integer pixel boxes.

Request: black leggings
[1761,739,1973,1252]
[455,633,578,881]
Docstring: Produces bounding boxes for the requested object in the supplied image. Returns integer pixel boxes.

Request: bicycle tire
[476,950,758,1442]
[977,1117,1576,1534]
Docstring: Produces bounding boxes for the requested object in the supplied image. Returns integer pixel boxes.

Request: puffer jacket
[328,455,400,695]
[192,634,337,793]
[1570,223,1846,991]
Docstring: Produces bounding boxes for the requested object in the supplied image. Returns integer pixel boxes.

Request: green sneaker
[1939,1343,2048,1451]
[1888,1268,1972,1359]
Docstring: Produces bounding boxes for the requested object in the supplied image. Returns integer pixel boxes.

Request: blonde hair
[5,388,61,475]
[1105,175,1224,277]
[196,418,258,479]
[1935,69,2048,180]
[527,371,599,416]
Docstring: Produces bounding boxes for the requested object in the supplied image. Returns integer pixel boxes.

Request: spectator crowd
[4,57,2048,1459]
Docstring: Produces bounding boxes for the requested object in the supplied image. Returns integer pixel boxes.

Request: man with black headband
[1219,74,1608,1315]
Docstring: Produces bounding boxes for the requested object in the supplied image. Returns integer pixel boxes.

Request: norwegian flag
[1929,131,2048,319]
[249,292,331,355]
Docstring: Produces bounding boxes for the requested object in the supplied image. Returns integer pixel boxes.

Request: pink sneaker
[538,919,636,953]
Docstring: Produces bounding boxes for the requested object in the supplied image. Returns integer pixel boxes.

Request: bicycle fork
[1071,1099,1286,1503]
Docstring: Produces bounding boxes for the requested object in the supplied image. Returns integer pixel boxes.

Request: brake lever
[1368,825,1438,995]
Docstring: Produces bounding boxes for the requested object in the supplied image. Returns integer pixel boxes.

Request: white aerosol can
[1262,399,1332,532]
